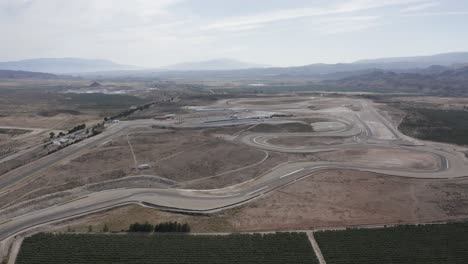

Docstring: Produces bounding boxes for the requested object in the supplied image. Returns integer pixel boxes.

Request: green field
[16,232,318,264]
[315,223,468,264]
[398,107,468,145]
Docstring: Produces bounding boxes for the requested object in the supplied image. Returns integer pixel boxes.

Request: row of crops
[16,232,318,264]
[315,223,468,264]
[398,107,468,145]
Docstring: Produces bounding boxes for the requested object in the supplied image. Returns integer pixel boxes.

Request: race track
[1,96,468,243]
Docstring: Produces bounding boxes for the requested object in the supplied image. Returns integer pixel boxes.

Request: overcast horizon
[1,0,467,67]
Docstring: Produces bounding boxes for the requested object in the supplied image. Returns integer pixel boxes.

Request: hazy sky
[1,0,467,67]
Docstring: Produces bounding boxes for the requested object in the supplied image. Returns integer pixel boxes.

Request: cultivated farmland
[16,232,318,264]
[315,223,468,264]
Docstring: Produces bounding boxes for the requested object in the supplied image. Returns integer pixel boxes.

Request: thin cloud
[403,11,468,16]
[401,1,440,12]
[0,0,466,66]
[203,0,427,32]
[312,15,381,35]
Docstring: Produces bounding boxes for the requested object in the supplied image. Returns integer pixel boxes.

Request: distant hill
[436,65,468,81]
[0,69,58,79]
[163,58,268,71]
[0,58,139,74]
[323,65,468,95]
[355,52,468,69]
[75,52,468,82]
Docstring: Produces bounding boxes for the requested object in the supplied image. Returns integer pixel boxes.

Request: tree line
[128,221,191,233]
[106,102,154,121]
[68,123,86,134]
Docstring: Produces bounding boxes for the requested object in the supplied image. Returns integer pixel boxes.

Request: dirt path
[126,133,138,167]
[7,236,23,264]
[307,232,327,264]
[410,184,420,222]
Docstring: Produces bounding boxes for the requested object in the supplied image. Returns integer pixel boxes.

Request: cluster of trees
[154,222,191,233]
[49,131,66,138]
[128,221,190,233]
[49,123,88,139]
[90,123,104,135]
[68,124,86,134]
[128,222,154,233]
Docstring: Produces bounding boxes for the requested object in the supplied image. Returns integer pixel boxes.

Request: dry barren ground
[180,151,289,189]
[236,98,309,105]
[63,170,468,233]
[391,96,468,110]
[249,122,314,133]
[269,136,355,147]
[128,129,266,183]
[0,126,284,208]
[317,148,440,170]
[149,140,263,182]
[0,114,98,130]
[0,146,133,208]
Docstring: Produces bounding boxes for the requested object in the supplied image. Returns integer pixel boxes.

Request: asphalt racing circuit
[1,96,468,248]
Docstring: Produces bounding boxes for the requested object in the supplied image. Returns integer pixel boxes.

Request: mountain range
[355,52,468,68]
[0,69,58,79]
[1,52,468,75]
[0,58,139,74]
[322,65,468,95]
[163,58,267,71]
[1,52,468,96]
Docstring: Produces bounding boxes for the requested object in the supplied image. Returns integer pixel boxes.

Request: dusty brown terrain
[127,129,267,182]
[249,122,314,133]
[0,146,134,208]
[4,91,468,253]
[149,140,263,182]
[64,169,468,233]
[317,148,440,170]
[391,96,468,110]
[269,136,355,147]
[0,146,49,176]
[0,79,159,130]
[0,87,100,130]
[180,151,290,189]
[236,98,309,105]
[0,114,98,130]
[0,125,285,207]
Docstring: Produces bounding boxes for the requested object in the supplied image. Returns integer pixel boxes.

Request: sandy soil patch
[311,122,346,132]
[0,114,98,130]
[150,140,264,182]
[249,122,314,133]
[181,151,289,189]
[269,136,354,147]
[392,96,468,110]
[317,148,439,170]
[0,147,133,207]
[237,98,309,105]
